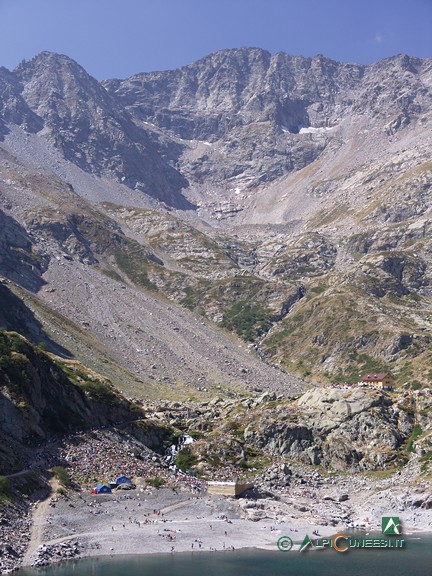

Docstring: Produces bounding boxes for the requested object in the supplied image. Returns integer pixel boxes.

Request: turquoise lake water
[15,537,432,576]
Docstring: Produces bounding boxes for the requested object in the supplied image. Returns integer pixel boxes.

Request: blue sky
[0,0,431,79]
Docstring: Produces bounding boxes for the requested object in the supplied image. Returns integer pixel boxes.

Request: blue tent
[94,484,112,494]
[115,474,132,485]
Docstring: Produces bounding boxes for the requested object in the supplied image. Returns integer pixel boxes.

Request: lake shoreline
[18,479,432,571]
[15,536,432,576]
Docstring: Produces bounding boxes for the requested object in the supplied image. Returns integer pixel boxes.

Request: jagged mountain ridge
[1,48,430,212]
[104,48,424,139]
[103,48,432,202]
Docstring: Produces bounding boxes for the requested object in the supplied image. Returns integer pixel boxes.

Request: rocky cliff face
[104,49,432,192]
[0,209,47,291]
[0,66,42,138]
[104,48,365,139]
[3,48,429,209]
[253,389,410,470]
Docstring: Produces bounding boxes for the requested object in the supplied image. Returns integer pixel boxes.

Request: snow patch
[299,126,334,134]
[282,125,336,135]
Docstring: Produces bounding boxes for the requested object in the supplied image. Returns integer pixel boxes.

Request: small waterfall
[166,433,194,471]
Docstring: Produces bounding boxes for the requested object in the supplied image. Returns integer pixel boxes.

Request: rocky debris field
[30,541,81,568]
[241,460,432,532]
[0,501,32,574]
[37,257,303,397]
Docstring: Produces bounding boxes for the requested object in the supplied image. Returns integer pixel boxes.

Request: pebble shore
[5,468,430,573]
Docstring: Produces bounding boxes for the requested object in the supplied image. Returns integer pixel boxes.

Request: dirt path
[5,468,32,479]
[22,478,59,565]
[159,499,194,514]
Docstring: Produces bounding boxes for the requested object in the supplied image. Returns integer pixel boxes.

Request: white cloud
[374,32,384,44]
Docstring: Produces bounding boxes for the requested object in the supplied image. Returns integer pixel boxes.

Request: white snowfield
[299,125,335,134]
[281,125,335,134]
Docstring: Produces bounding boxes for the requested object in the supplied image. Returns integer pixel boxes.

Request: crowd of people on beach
[58,430,163,487]
[27,428,208,493]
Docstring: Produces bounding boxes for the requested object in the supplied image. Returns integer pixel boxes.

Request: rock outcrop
[148,388,430,475]
[0,66,42,138]
[0,209,47,291]
[104,49,431,191]
[249,388,411,470]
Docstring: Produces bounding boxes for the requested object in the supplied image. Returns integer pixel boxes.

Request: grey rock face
[0,209,47,291]
[104,48,365,140]
[104,49,431,190]
[253,388,410,471]
[1,48,430,207]
[0,67,42,138]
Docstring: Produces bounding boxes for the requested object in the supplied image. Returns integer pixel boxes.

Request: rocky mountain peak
[104,47,367,140]
[12,51,191,208]
[15,51,116,119]
[105,47,431,139]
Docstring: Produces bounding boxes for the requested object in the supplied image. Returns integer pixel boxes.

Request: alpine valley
[0,48,431,573]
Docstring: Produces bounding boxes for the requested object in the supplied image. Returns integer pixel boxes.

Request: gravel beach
[22,486,335,567]
[22,475,432,569]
